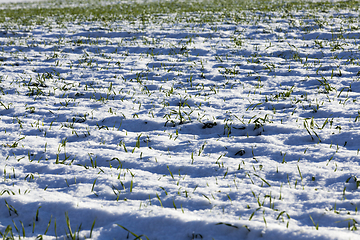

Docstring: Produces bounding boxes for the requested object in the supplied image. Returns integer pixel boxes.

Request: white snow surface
[1,5,360,240]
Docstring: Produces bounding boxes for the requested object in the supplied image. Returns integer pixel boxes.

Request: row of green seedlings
[2,153,135,200]
[2,6,358,181]
[1,131,347,199]
[1,28,215,87]
[2,201,94,239]
[239,162,360,230]
[156,73,359,145]
[236,35,357,73]
[2,158,358,231]
[250,79,358,141]
[311,197,360,231]
[2,106,354,223]
[6,107,340,166]
[0,9,359,72]
[0,23,322,100]
[159,85,357,146]
[1,150,136,201]
[34,101,356,170]
[3,24,358,128]
[158,155,287,227]
[4,80,359,170]
[239,160,295,227]
[8,70,218,133]
[0,0,358,25]
[235,141,358,225]
[1,201,149,240]
[136,66,357,127]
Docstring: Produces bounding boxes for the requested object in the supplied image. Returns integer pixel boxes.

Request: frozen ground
[0,1,360,239]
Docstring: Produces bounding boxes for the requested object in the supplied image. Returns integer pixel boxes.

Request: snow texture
[0,2,360,240]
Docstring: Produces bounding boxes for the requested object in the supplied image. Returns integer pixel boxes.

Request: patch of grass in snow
[0,0,359,24]
[1,0,360,238]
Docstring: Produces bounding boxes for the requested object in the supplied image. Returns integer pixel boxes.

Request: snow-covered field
[1,0,360,239]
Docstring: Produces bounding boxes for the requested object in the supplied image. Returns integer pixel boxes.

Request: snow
[1,2,360,240]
